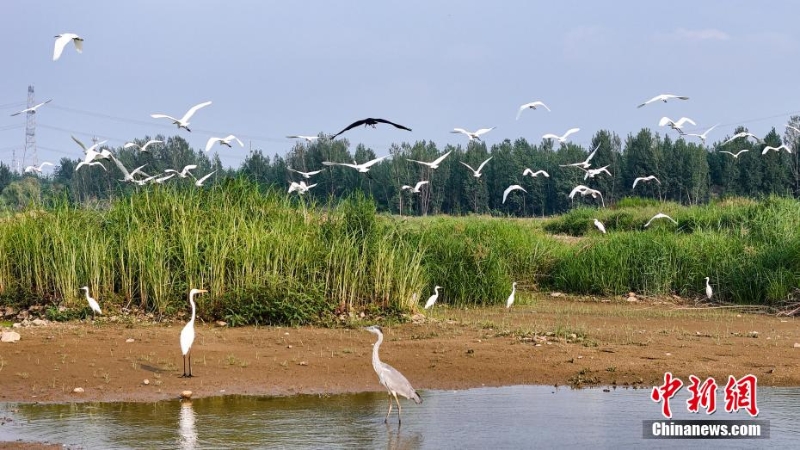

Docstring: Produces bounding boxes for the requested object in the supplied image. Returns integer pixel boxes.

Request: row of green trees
[1,119,799,215]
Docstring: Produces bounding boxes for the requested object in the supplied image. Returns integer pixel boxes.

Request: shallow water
[1,385,797,449]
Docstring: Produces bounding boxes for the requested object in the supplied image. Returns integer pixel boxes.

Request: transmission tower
[21,85,38,169]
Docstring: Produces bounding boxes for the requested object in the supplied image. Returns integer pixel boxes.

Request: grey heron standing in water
[365,326,422,424]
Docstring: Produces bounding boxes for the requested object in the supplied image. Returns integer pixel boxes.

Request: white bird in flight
[460,156,493,177]
[24,162,53,174]
[401,181,429,193]
[722,132,761,146]
[659,116,695,134]
[154,173,176,184]
[581,165,611,180]
[632,175,661,189]
[568,185,605,207]
[71,135,107,155]
[543,128,580,144]
[502,185,527,204]
[124,140,163,153]
[205,135,244,152]
[424,286,441,310]
[286,135,319,142]
[506,282,517,309]
[593,219,606,234]
[322,155,389,173]
[450,127,496,142]
[644,213,678,228]
[151,101,212,132]
[719,149,749,159]
[194,171,216,187]
[516,101,551,120]
[80,286,101,320]
[523,168,550,178]
[165,165,198,179]
[289,168,323,179]
[761,144,791,155]
[637,94,689,108]
[53,33,83,61]
[288,180,317,195]
[10,99,52,116]
[407,150,453,170]
[684,124,718,144]
[786,124,800,134]
[560,144,599,169]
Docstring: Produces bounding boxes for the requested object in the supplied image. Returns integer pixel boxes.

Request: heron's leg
[188,353,193,377]
[394,393,402,425]
[182,354,187,377]
[385,394,393,423]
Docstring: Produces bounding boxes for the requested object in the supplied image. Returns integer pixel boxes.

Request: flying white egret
[543,128,580,143]
[787,125,800,134]
[10,99,52,116]
[581,165,611,180]
[165,165,198,179]
[124,140,163,153]
[288,180,317,195]
[506,282,517,309]
[53,33,83,61]
[153,173,176,184]
[75,160,108,171]
[322,155,389,173]
[71,135,107,155]
[289,168,324,179]
[705,277,713,300]
[365,326,422,424]
[286,135,319,142]
[151,101,212,132]
[424,286,441,310]
[401,181,429,193]
[644,213,678,228]
[502,185,527,204]
[450,127,496,142]
[719,149,749,159]
[761,144,791,155]
[80,286,101,320]
[684,124,718,144]
[205,135,244,152]
[180,288,208,378]
[593,219,606,234]
[721,132,761,146]
[460,156,493,177]
[406,150,453,169]
[194,171,216,187]
[118,163,149,183]
[516,101,551,120]
[523,168,550,178]
[23,162,53,174]
[560,144,600,169]
[632,175,661,189]
[658,116,696,134]
[568,185,604,207]
[637,94,689,108]
[133,175,157,186]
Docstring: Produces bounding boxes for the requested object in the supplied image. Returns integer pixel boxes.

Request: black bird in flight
[330,118,412,139]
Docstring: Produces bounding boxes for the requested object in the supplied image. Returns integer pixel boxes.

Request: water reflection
[179,400,197,450]
[385,423,423,450]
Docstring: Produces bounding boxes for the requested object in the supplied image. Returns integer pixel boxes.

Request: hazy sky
[2,1,800,171]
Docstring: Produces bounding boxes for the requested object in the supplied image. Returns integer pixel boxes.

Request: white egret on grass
[543,127,580,144]
[450,127,496,142]
[24,162,53,174]
[685,124,718,144]
[181,288,208,378]
[401,181,429,193]
[644,213,678,228]
[658,116,696,134]
[632,176,661,189]
[365,326,422,424]
[10,99,52,116]
[637,94,689,108]
[761,144,791,155]
[80,286,101,320]
[322,156,389,173]
[151,101,212,132]
[407,150,453,170]
[194,171,216,187]
[502,185,527,204]
[205,135,244,152]
[523,168,549,178]
[506,282,517,309]
[53,33,83,61]
[594,219,606,234]
[424,286,441,310]
[559,144,599,169]
[705,277,713,300]
[516,101,551,120]
[460,156,493,177]
[719,150,749,159]
[289,168,323,179]
[124,140,163,153]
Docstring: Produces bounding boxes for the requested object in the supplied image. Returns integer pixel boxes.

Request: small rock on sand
[1,331,20,343]
[181,390,192,400]
[73,387,84,394]
[143,379,150,385]
[126,338,135,343]
[31,318,47,326]
[794,343,800,348]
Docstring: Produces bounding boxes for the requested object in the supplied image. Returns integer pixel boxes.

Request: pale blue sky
[2,1,799,171]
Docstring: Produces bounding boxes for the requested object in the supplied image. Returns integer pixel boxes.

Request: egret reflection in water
[179,400,197,450]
